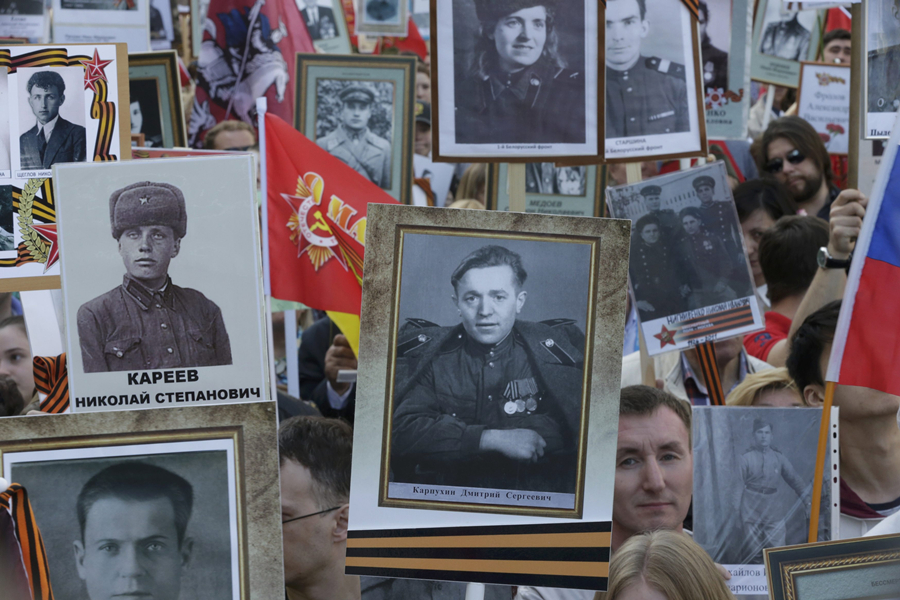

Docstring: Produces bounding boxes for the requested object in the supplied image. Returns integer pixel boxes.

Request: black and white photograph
[525,163,586,196]
[130,79,164,148]
[149,0,174,49]
[0,0,45,42]
[604,0,705,162]
[757,3,814,61]
[693,407,838,593]
[865,0,900,138]
[53,156,268,411]
[355,0,407,37]
[699,0,730,95]
[433,0,599,161]
[315,79,394,190]
[703,0,753,140]
[606,162,762,356]
[299,0,338,41]
[0,68,9,177]
[7,440,239,600]
[51,0,151,49]
[14,66,86,173]
[0,0,45,15]
[487,163,605,217]
[0,403,285,600]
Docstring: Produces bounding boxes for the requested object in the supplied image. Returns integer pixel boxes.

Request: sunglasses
[764,149,805,174]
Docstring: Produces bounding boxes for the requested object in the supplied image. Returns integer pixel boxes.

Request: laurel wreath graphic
[17,178,49,264]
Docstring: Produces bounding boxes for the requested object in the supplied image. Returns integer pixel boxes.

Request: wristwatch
[817,247,852,270]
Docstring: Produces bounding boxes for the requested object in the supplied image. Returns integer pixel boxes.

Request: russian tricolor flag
[828,115,900,393]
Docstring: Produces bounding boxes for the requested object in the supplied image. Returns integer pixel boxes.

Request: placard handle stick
[808,381,835,543]
[285,310,300,398]
[624,163,656,387]
[465,582,486,600]
[761,85,776,132]
[258,97,278,402]
[847,1,862,189]
[508,164,526,213]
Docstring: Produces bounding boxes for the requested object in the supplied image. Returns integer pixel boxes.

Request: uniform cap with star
[109,181,187,240]
[692,175,716,190]
[474,0,558,25]
[640,185,662,197]
[339,85,376,105]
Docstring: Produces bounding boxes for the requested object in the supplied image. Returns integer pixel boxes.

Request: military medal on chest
[503,378,540,415]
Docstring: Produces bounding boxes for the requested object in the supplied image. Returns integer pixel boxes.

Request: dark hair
[76,462,194,546]
[472,3,564,78]
[752,418,773,433]
[203,119,257,150]
[759,216,829,303]
[635,214,661,235]
[679,206,703,222]
[822,29,851,47]
[756,116,833,187]
[620,385,692,445]
[279,416,353,508]
[451,245,527,292]
[0,315,27,337]
[732,178,798,224]
[27,71,65,96]
[786,300,841,392]
[697,0,708,22]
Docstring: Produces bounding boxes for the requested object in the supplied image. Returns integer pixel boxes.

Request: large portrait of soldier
[54,155,268,412]
[864,0,900,138]
[606,162,762,356]
[604,0,706,162]
[295,54,416,204]
[432,0,600,161]
[0,403,284,600]
[692,406,838,594]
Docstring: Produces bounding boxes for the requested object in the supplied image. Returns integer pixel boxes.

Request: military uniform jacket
[698,201,741,259]
[701,40,729,92]
[455,58,585,144]
[631,239,690,319]
[606,57,689,138]
[77,275,233,373]
[759,19,810,62]
[317,125,391,188]
[867,45,900,113]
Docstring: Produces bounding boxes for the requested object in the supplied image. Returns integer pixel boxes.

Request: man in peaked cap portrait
[605,0,690,138]
[640,184,681,241]
[693,174,744,269]
[317,84,392,189]
[77,182,232,373]
[455,0,586,145]
[389,245,584,495]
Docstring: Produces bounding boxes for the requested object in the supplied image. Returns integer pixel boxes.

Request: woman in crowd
[456,163,487,204]
[726,368,806,407]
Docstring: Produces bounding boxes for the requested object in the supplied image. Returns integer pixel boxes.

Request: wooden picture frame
[128,50,188,148]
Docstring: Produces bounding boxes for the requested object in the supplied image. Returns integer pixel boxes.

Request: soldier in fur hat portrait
[454,0,586,145]
[76,182,232,373]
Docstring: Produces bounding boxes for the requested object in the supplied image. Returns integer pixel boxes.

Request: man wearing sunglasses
[756,116,840,220]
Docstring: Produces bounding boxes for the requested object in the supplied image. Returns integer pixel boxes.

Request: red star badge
[31,224,59,273]
[80,49,113,93]
[654,325,677,348]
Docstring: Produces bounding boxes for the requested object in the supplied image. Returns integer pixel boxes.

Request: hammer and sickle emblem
[310,211,332,234]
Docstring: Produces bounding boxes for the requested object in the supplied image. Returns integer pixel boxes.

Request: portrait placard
[864,0,900,138]
[765,534,900,600]
[294,53,415,204]
[702,0,753,140]
[53,155,268,412]
[298,0,352,54]
[51,0,150,50]
[0,402,283,600]
[149,0,175,49]
[692,406,840,597]
[0,0,47,42]
[604,0,706,162]
[129,51,187,148]
[797,62,850,155]
[346,204,629,589]
[355,0,408,37]
[432,0,600,162]
[606,161,763,356]
[486,163,604,217]
[750,0,821,87]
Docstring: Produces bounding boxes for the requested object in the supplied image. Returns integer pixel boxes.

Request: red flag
[265,113,399,314]
[188,0,314,147]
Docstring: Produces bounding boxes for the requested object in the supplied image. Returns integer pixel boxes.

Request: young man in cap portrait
[19,70,86,170]
[605,0,690,138]
[693,174,743,267]
[77,182,232,373]
[640,184,681,240]
[455,0,585,145]
[317,84,392,189]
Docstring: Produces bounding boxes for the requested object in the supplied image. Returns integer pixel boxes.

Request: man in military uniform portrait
[758,8,811,61]
[454,0,586,145]
[867,0,900,113]
[640,184,681,240]
[389,245,585,496]
[631,214,692,320]
[316,84,392,189]
[693,175,744,268]
[698,0,728,93]
[77,182,233,373]
[300,0,338,40]
[605,0,690,138]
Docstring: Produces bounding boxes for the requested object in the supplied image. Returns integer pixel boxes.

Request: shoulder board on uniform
[405,318,440,329]
[645,57,685,78]
[539,318,577,328]
[539,337,576,367]
[398,333,433,356]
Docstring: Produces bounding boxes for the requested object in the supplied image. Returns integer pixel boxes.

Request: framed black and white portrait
[431,0,600,162]
[53,155,268,412]
[604,0,706,162]
[355,0,408,37]
[149,0,175,49]
[0,402,284,600]
[701,0,754,140]
[750,0,821,87]
[298,0,351,54]
[129,51,187,148]
[693,406,839,597]
[295,53,416,204]
[864,0,900,138]
[486,163,605,217]
[606,162,762,356]
[0,0,45,45]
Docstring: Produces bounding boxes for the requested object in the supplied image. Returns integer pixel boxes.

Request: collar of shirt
[36,115,59,142]
[463,327,516,359]
[680,350,749,406]
[488,66,537,101]
[338,124,368,143]
[122,274,175,311]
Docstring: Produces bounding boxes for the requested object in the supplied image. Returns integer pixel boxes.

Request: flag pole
[257,97,278,403]
[808,381,835,543]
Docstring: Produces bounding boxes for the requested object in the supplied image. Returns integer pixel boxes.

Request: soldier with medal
[390,245,584,493]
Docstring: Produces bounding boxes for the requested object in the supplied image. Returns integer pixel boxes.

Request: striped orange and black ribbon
[0,484,55,600]
[347,521,611,590]
[34,354,69,414]
[694,341,725,406]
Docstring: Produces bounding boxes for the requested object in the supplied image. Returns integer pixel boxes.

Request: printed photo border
[485,163,605,217]
[128,50,187,148]
[749,0,823,87]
